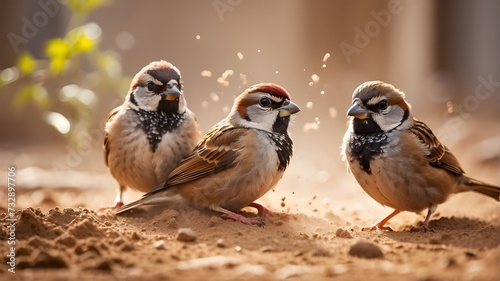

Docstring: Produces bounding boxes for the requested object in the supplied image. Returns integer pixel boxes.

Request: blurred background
[0,0,499,221]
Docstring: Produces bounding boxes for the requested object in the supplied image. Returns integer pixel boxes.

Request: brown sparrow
[341,81,500,232]
[103,60,200,209]
[115,83,301,226]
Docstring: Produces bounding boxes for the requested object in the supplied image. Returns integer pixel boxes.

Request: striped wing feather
[410,119,464,175]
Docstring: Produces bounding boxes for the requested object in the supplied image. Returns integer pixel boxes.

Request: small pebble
[348,241,384,259]
[154,240,166,250]
[216,238,226,248]
[177,228,197,242]
[335,228,353,239]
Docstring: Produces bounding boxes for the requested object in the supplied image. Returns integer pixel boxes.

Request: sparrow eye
[259,97,272,107]
[378,100,388,110]
[147,81,156,92]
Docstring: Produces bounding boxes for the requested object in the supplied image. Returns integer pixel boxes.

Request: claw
[410,206,436,233]
[410,222,435,233]
[361,224,394,232]
[362,209,400,232]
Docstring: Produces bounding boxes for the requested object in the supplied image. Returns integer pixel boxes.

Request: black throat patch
[133,109,186,152]
[349,118,387,174]
[265,131,293,171]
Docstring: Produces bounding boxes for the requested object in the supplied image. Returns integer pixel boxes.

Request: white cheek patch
[134,87,162,111]
[373,105,405,131]
[239,105,277,131]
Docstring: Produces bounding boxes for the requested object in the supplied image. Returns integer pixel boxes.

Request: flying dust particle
[323,53,331,62]
[201,70,212,77]
[209,92,219,102]
[311,74,320,83]
[303,122,320,132]
[237,52,244,60]
[322,64,326,68]
[308,82,314,87]
[320,90,325,95]
[217,69,234,86]
[306,102,313,109]
[201,101,209,108]
[195,35,201,40]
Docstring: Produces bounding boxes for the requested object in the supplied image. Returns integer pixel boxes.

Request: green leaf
[17,52,37,76]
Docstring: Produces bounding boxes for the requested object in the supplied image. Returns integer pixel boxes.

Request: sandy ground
[0,130,499,280]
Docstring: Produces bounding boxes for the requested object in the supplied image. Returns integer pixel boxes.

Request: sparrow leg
[98,184,125,213]
[410,205,436,233]
[214,206,266,227]
[361,209,401,231]
[247,202,272,217]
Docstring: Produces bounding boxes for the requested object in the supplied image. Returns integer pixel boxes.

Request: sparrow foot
[215,207,266,227]
[410,223,435,233]
[361,209,400,231]
[361,224,394,232]
[98,201,124,214]
[410,206,436,232]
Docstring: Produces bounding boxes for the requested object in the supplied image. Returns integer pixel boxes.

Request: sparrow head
[127,60,187,114]
[229,83,301,134]
[347,81,411,132]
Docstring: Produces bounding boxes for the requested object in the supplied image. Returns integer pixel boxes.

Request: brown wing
[103,106,122,167]
[410,119,464,175]
[146,120,245,195]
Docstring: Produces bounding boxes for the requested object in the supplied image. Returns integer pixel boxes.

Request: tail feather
[459,176,500,201]
[115,193,182,214]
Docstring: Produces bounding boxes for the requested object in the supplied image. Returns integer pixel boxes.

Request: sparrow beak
[279,100,301,117]
[347,102,370,119]
[162,84,182,101]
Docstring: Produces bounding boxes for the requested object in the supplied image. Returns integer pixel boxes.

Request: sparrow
[341,80,500,232]
[103,60,200,210]
[115,83,301,226]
